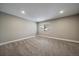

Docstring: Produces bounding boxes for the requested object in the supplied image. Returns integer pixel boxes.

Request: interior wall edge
[38,35,79,44]
[39,14,79,23]
[36,22,39,35]
[0,11,35,22]
[0,35,35,46]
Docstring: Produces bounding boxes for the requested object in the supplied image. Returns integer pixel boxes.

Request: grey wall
[38,14,79,41]
[0,12,36,43]
[0,11,79,43]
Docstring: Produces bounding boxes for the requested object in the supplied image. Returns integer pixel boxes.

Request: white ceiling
[0,3,79,22]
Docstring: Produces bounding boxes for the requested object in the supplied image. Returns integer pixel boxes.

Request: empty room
[0,3,79,56]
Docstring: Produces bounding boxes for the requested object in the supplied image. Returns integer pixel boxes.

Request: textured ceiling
[0,3,79,22]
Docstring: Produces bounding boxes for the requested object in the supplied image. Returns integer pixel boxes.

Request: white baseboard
[0,35,79,46]
[0,36,35,46]
[38,35,79,44]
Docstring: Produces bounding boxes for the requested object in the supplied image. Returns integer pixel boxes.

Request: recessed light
[21,10,25,14]
[59,10,64,14]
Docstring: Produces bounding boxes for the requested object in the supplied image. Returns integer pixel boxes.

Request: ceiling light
[21,10,25,14]
[59,10,64,14]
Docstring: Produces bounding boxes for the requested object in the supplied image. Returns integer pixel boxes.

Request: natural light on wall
[40,24,48,31]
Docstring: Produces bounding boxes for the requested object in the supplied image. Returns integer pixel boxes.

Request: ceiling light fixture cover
[60,10,64,14]
[21,10,25,14]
